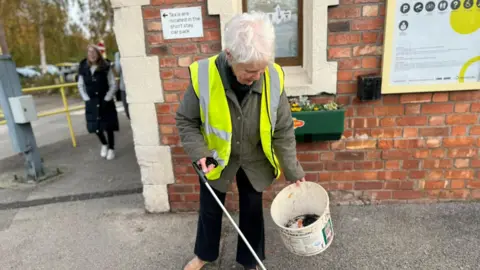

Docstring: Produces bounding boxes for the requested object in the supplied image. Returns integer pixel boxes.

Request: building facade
[111,0,480,212]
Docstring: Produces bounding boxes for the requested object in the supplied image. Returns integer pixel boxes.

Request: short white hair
[223,11,276,64]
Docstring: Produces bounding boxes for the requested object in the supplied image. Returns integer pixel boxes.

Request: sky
[68,0,89,37]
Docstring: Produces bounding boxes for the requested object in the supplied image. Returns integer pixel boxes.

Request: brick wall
[145,0,480,212]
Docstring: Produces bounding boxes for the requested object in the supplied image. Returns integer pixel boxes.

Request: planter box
[292,109,345,142]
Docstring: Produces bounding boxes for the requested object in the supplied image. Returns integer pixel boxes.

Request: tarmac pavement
[1,194,479,270]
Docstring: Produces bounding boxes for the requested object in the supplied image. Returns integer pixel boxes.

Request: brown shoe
[183,256,208,270]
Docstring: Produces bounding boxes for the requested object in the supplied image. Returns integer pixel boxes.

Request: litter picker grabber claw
[192,158,267,270]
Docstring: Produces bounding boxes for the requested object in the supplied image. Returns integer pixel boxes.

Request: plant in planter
[289,96,345,142]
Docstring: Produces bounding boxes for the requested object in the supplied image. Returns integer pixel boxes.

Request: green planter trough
[292,108,345,142]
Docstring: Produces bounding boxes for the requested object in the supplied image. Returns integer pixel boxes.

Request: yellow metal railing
[0,78,84,148]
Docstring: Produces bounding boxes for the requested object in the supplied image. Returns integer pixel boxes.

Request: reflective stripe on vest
[189,54,284,180]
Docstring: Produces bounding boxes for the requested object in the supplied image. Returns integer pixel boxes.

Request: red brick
[400,93,432,103]
[429,116,445,126]
[431,149,445,158]
[165,93,179,103]
[328,7,361,19]
[445,170,474,179]
[432,93,449,102]
[200,42,222,54]
[203,18,219,29]
[419,127,449,137]
[331,141,346,150]
[351,18,384,30]
[362,5,379,16]
[178,56,193,67]
[405,104,421,115]
[380,117,396,127]
[354,161,383,170]
[393,191,424,200]
[424,181,447,190]
[421,104,453,114]
[338,59,362,70]
[382,150,412,159]
[163,80,190,91]
[443,137,475,148]
[385,160,400,169]
[451,180,465,189]
[362,32,378,43]
[160,57,177,68]
[403,128,418,137]
[448,148,477,158]
[191,29,221,42]
[383,95,400,104]
[297,153,319,162]
[355,0,382,2]
[446,114,478,125]
[147,34,164,45]
[328,33,361,45]
[352,45,382,56]
[356,107,373,116]
[301,163,324,171]
[353,70,380,79]
[146,21,162,31]
[157,104,171,114]
[170,44,198,55]
[157,115,176,125]
[415,149,430,158]
[368,191,392,200]
[346,140,377,150]
[354,181,383,190]
[379,171,408,180]
[163,0,201,4]
[409,171,426,179]
[160,70,174,80]
[337,71,353,81]
[455,103,470,113]
[378,139,393,149]
[160,125,177,135]
[450,91,480,101]
[454,159,470,168]
[452,126,467,136]
[325,161,354,171]
[394,139,425,149]
[337,83,357,94]
[373,105,404,116]
[143,7,160,19]
[471,126,480,135]
[151,0,164,5]
[331,171,378,181]
[361,57,379,68]
[471,103,480,112]
[424,159,452,169]
[396,116,428,126]
[328,48,352,59]
[174,68,190,79]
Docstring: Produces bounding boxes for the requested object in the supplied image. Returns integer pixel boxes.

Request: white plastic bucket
[270,182,334,256]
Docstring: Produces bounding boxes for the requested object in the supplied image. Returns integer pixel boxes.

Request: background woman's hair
[87,44,108,68]
[223,11,276,65]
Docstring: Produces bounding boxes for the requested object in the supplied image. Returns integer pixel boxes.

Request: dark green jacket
[175,52,305,192]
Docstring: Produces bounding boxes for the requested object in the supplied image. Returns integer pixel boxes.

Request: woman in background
[77,44,119,160]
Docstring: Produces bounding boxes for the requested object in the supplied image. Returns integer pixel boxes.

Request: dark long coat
[78,59,119,133]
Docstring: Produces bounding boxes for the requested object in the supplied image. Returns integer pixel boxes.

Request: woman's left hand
[295,177,306,187]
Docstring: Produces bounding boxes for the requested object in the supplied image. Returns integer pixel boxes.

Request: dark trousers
[194,168,265,268]
[96,130,115,150]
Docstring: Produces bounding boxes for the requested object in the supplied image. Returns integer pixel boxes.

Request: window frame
[242,0,304,67]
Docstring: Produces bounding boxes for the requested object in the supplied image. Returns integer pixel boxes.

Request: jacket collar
[215,52,263,94]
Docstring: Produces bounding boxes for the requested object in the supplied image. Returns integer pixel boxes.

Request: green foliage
[289,96,343,112]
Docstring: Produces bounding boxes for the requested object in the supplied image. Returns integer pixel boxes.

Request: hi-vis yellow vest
[189,54,284,180]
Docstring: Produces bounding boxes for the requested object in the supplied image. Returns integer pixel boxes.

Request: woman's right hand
[197,157,216,174]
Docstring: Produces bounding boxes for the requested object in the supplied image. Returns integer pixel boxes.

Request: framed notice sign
[381,0,480,94]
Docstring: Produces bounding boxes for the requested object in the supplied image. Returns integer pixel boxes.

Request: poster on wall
[381,0,480,94]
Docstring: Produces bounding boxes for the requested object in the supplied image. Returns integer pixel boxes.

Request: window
[243,0,303,66]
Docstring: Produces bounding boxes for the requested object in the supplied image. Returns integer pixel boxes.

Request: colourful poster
[382,0,480,94]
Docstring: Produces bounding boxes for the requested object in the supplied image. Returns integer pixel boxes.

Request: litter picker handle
[192,157,218,184]
[191,158,267,270]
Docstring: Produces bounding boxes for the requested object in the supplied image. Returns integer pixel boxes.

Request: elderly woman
[176,12,305,270]
[78,44,119,160]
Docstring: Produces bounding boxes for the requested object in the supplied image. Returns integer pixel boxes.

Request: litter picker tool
[192,158,267,270]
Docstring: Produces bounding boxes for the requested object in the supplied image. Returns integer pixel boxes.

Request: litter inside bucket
[271,182,334,256]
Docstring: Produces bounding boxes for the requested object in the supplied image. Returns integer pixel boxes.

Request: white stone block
[111,0,149,9]
[143,185,170,213]
[122,56,164,104]
[113,6,148,58]
[135,145,175,185]
[129,103,160,146]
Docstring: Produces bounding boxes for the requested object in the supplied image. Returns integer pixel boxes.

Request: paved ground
[0,106,139,208]
[1,195,479,270]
